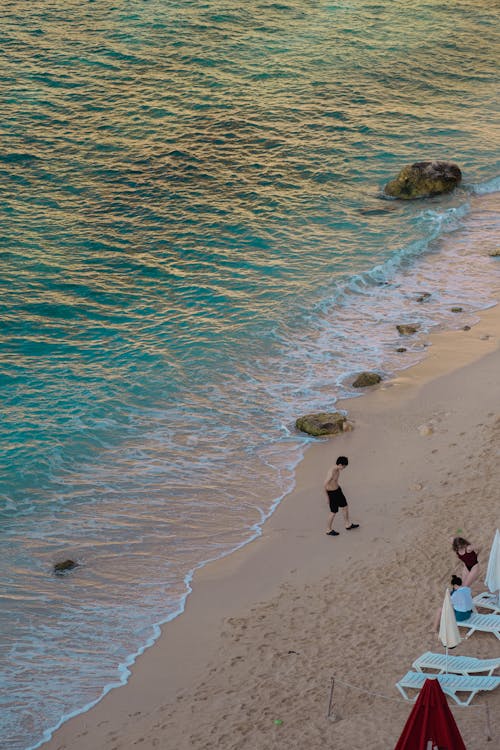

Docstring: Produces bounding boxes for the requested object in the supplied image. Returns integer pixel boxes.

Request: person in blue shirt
[449,574,473,621]
[433,574,473,632]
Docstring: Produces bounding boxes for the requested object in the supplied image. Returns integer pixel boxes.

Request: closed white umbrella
[439,588,461,661]
[485,529,500,603]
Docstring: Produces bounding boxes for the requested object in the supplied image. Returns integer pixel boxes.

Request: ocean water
[1,1,499,747]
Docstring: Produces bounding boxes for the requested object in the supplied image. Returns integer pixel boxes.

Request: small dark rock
[352,372,382,388]
[416,292,431,303]
[54,559,79,575]
[463,325,471,331]
[396,347,407,352]
[397,324,421,335]
[451,306,463,313]
[295,412,346,437]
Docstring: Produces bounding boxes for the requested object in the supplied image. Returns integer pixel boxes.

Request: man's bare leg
[433,606,442,632]
[342,505,359,530]
[326,512,339,535]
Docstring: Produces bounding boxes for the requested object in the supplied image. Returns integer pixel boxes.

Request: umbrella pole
[485,701,492,741]
[327,676,335,718]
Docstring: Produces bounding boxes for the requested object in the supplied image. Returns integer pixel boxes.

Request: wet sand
[39,286,500,750]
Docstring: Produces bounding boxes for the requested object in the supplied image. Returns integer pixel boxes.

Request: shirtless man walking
[324,456,359,536]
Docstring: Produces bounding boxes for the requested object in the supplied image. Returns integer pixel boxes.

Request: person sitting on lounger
[433,575,473,631]
[450,575,473,621]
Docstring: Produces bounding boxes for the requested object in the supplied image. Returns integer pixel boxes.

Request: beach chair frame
[412,651,500,676]
[456,613,500,640]
[395,671,500,706]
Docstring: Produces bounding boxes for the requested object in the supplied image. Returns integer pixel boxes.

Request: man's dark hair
[336,456,348,466]
[451,575,462,587]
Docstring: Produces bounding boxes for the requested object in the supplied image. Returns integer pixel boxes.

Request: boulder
[54,559,79,575]
[396,347,407,352]
[295,412,347,437]
[397,324,420,335]
[352,372,382,388]
[488,249,500,257]
[451,306,463,312]
[384,161,462,200]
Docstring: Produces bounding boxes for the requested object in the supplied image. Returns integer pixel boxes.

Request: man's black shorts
[327,487,347,513]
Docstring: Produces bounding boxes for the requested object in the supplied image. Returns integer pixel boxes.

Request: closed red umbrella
[394,678,466,750]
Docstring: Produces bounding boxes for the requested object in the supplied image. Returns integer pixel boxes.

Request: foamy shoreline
[38,276,500,749]
[8,190,498,750]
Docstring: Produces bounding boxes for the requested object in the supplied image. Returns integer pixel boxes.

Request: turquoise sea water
[1,1,499,747]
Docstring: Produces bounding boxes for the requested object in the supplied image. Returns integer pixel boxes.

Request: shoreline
[39,291,500,750]
[12,190,500,750]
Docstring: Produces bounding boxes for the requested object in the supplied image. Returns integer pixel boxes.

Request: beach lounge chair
[412,651,500,676]
[473,591,500,615]
[456,612,500,640]
[395,671,500,706]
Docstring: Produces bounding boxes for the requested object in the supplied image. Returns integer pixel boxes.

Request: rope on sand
[328,676,407,710]
[327,676,494,742]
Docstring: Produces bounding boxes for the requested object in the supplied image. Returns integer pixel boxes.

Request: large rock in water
[384,161,462,200]
[295,412,346,437]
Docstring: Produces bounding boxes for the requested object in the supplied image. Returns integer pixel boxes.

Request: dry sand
[42,303,500,750]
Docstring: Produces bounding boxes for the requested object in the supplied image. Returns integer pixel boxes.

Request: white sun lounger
[473,591,500,615]
[412,651,500,676]
[396,671,500,706]
[456,613,500,640]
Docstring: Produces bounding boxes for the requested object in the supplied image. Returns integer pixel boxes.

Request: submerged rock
[295,412,347,437]
[397,324,421,335]
[416,292,431,303]
[384,161,462,200]
[54,559,79,575]
[359,206,397,216]
[352,372,382,388]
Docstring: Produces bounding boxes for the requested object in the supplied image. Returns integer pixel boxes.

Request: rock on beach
[295,412,347,437]
[352,372,382,388]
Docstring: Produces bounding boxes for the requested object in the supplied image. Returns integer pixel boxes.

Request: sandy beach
[41,298,500,750]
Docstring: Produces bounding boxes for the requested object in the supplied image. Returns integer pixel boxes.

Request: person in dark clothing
[451,536,480,587]
[324,456,359,536]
